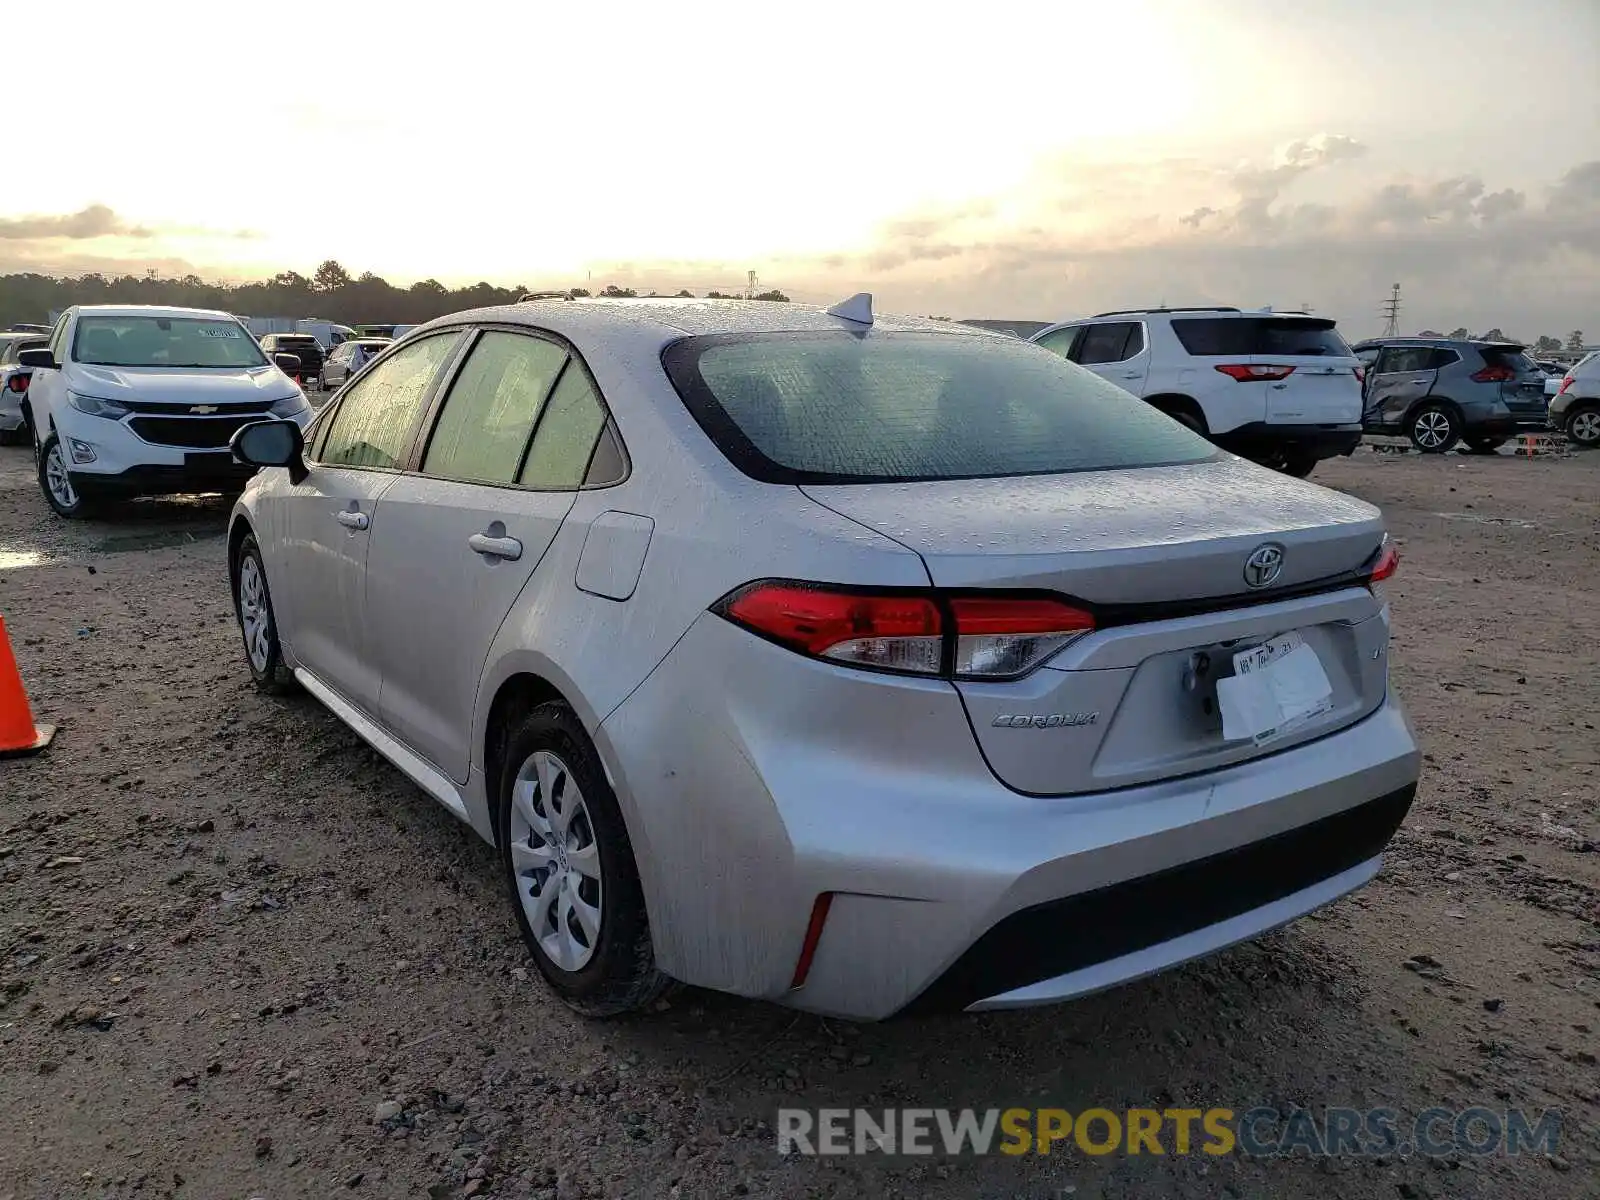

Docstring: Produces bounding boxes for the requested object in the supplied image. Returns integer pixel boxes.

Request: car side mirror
[17,348,57,370]
[231,419,308,485]
[273,352,302,373]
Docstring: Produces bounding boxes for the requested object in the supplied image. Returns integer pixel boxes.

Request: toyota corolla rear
[599,324,1420,1021]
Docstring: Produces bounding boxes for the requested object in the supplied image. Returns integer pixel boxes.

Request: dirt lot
[0,441,1596,1200]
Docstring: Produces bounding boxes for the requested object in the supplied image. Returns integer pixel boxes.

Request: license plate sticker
[1216,631,1334,745]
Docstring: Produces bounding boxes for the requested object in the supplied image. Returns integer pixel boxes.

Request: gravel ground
[0,441,1596,1200]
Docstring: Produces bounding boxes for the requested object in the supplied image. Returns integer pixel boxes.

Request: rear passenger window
[318,332,460,469]
[519,362,612,488]
[1429,349,1461,369]
[421,331,568,485]
[1374,347,1435,374]
[1076,322,1140,365]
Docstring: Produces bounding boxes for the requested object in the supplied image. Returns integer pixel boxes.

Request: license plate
[1215,631,1334,745]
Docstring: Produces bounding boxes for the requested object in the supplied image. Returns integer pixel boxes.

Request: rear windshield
[1480,347,1539,375]
[73,316,268,369]
[1171,317,1352,358]
[276,336,319,348]
[661,331,1217,484]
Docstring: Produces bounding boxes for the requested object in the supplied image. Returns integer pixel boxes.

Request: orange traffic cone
[0,616,54,758]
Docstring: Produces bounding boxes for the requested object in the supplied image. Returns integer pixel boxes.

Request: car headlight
[269,394,311,418]
[68,392,130,419]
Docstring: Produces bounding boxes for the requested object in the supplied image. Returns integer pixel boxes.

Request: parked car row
[1025,311,1593,463]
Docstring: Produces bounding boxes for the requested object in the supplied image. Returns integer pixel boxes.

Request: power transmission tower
[1379,284,1402,337]
[746,270,759,300]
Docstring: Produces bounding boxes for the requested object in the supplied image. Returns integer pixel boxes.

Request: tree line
[0,260,790,330]
[1415,327,1587,355]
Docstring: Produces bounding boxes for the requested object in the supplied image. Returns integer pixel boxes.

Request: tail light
[1354,366,1366,384]
[1557,377,1573,396]
[1215,364,1296,382]
[5,373,27,394]
[1470,365,1514,383]
[1367,540,1400,586]
[715,581,1095,680]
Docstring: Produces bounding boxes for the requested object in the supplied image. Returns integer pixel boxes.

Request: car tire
[1565,405,1600,448]
[497,701,672,1017]
[1463,436,1507,454]
[1406,404,1460,454]
[1276,449,1317,477]
[37,433,98,518]
[232,532,297,693]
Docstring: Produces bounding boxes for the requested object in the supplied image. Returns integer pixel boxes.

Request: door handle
[468,533,523,561]
[336,510,369,530]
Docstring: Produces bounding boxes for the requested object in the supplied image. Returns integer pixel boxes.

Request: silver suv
[1548,351,1600,447]
[226,297,1420,1021]
[1355,337,1550,453]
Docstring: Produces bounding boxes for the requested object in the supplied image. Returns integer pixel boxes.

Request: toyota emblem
[1243,543,1285,589]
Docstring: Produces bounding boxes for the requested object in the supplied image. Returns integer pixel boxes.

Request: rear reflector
[1368,541,1400,585]
[790,892,834,989]
[716,582,1095,680]
[1216,364,1296,382]
[1470,365,1515,383]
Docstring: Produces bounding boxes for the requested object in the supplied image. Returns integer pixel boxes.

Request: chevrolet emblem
[190,405,219,414]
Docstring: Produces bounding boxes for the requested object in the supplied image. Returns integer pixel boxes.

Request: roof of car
[72,304,239,320]
[416,297,1000,342]
[1352,337,1525,350]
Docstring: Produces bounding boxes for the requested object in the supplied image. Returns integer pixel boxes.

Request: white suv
[1031,307,1365,477]
[19,305,315,517]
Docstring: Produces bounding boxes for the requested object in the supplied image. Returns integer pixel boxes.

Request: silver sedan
[226,297,1420,1020]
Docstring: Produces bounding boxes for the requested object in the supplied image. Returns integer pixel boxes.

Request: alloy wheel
[237,555,272,673]
[1413,410,1452,450]
[44,443,77,509]
[1570,409,1600,446]
[508,750,604,971]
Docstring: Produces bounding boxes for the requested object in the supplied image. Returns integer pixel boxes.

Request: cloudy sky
[6,0,1598,339]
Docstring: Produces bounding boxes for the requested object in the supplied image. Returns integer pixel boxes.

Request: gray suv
[1354,338,1550,453]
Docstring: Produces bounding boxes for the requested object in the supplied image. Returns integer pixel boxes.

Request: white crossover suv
[1031,307,1365,477]
[225,296,1419,1021]
[19,305,314,517]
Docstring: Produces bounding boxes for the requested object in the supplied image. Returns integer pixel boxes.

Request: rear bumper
[1218,422,1363,461]
[598,613,1421,1021]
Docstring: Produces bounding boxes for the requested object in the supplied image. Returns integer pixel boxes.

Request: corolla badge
[1243,543,1285,589]
[992,712,1099,729]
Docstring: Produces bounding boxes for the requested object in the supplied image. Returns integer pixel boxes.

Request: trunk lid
[802,456,1384,602]
[1481,346,1550,417]
[803,456,1390,795]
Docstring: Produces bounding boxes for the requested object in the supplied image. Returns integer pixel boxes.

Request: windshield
[1171,317,1353,358]
[73,315,268,369]
[662,331,1217,484]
